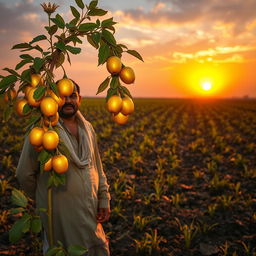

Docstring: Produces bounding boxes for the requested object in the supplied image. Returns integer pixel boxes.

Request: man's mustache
[62,103,75,109]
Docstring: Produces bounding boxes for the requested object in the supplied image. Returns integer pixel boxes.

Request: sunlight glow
[202,81,212,91]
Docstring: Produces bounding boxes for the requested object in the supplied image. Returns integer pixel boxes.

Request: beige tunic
[16,111,111,255]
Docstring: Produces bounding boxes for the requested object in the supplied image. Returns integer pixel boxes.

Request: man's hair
[55,79,80,95]
[70,79,80,95]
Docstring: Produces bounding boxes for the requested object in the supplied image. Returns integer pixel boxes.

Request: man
[16,80,111,256]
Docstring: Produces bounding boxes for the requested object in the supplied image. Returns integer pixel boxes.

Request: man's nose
[64,96,72,102]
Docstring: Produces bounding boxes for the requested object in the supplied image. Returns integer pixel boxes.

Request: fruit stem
[47,186,54,246]
[48,13,54,54]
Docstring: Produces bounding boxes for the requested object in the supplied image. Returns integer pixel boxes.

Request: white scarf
[57,110,94,169]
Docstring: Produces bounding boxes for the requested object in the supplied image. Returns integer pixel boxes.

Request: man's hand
[96,208,110,223]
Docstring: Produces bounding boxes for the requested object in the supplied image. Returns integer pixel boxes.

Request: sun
[201,81,212,91]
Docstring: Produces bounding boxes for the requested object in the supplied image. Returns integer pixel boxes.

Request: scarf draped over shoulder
[57,110,95,169]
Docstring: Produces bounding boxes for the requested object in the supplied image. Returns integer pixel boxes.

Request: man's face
[59,87,81,118]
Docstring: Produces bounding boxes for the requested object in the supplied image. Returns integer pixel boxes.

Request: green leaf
[11,189,28,208]
[70,6,80,19]
[56,251,65,256]
[45,246,60,256]
[58,140,71,159]
[65,45,81,55]
[54,172,66,186]
[3,68,20,77]
[66,51,71,65]
[88,8,107,16]
[89,0,98,9]
[30,35,47,44]
[69,35,83,45]
[102,29,116,46]
[25,114,41,130]
[47,175,54,188]
[68,245,87,256]
[127,49,144,62]
[31,217,42,233]
[110,76,119,89]
[21,69,31,83]
[12,43,31,50]
[79,22,97,32]
[33,45,44,53]
[47,25,58,36]
[102,17,117,28]
[106,87,118,102]
[50,171,66,187]
[10,208,25,215]
[23,103,32,115]
[51,14,65,29]
[118,44,128,49]
[92,32,101,44]
[55,52,65,68]
[87,35,98,49]
[33,57,44,73]
[0,75,17,89]
[49,81,59,96]
[96,19,100,27]
[3,105,13,122]
[96,77,110,95]
[75,0,85,9]
[98,42,110,65]
[38,150,52,165]
[106,25,115,33]
[43,51,51,56]
[120,85,133,99]
[15,59,32,70]
[69,18,79,27]
[34,86,46,100]
[9,213,31,243]
[114,45,123,56]
[55,41,66,51]
[19,54,33,60]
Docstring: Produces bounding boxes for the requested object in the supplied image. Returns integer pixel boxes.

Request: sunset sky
[0,0,255,98]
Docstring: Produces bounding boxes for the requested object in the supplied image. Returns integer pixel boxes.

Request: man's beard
[59,103,78,118]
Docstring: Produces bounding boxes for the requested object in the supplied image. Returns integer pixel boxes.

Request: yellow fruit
[27,88,42,107]
[40,97,58,117]
[44,112,59,127]
[44,158,52,171]
[48,90,65,107]
[57,78,74,97]
[31,74,42,87]
[24,86,33,99]
[106,95,123,113]
[112,112,129,125]
[120,67,135,84]
[29,127,45,147]
[42,130,59,150]
[106,56,122,74]
[121,96,134,115]
[16,99,29,116]
[4,89,17,102]
[52,155,68,174]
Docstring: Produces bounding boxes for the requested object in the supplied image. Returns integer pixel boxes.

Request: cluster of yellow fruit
[29,126,68,174]
[105,56,135,125]
[6,74,75,174]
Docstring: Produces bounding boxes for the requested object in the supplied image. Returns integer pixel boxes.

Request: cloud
[0,0,41,32]
[0,0,44,56]
[117,0,256,35]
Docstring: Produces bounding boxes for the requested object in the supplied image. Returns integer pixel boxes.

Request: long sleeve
[16,135,39,199]
[92,129,111,209]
